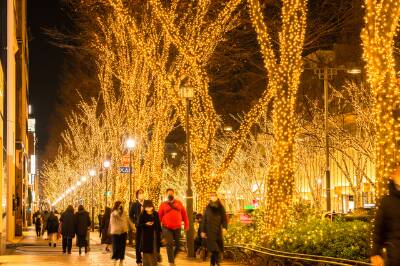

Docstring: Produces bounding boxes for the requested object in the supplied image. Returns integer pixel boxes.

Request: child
[138,200,162,266]
[35,214,41,237]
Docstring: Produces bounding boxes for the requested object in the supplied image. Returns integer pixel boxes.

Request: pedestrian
[35,214,41,237]
[33,209,40,223]
[109,201,134,265]
[46,211,60,247]
[60,205,76,254]
[201,192,228,266]
[75,205,91,255]
[371,166,400,266]
[130,189,145,266]
[98,209,104,238]
[158,188,189,266]
[137,200,162,266]
[41,210,50,239]
[101,207,112,253]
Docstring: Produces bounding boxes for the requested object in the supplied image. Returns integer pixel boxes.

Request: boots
[79,247,82,255]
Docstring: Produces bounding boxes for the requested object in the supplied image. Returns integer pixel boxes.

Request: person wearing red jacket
[158,188,189,266]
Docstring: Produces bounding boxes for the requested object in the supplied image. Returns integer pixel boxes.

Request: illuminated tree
[361,0,400,199]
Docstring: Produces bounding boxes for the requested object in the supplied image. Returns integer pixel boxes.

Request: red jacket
[158,200,189,230]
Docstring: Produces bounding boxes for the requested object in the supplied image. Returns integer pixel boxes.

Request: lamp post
[103,160,111,207]
[314,66,361,212]
[89,170,96,232]
[125,138,136,204]
[180,85,195,258]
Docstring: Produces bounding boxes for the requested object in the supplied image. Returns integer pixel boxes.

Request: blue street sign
[119,166,132,174]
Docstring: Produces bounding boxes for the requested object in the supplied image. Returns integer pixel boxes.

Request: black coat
[98,214,103,229]
[101,213,112,244]
[201,201,228,252]
[46,214,59,234]
[129,200,143,226]
[137,211,162,253]
[60,210,76,238]
[372,181,400,265]
[75,210,91,236]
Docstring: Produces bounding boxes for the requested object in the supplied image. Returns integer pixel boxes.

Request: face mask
[167,195,174,201]
[145,207,153,213]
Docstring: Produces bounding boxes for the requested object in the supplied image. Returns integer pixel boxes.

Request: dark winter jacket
[75,210,91,236]
[129,200,143,227]
[35,216,41,228]
[101,208,112,244]
[158,199,189,230]
[98,214,103,230]
[201,200,228,252]
[46,213,59,234]
[137,211,162,254]
[372,181,400,265]
[60,210,76,238]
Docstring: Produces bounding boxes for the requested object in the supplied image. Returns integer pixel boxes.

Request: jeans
[210,251,221,265]
[135,229,142,263]
[112,233,127,260]
[62,236,73,253]
[35,226,41,237]
[162,227,181,263]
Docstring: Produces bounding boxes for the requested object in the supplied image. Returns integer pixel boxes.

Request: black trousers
[35,226,41,237]
[62,236,73,253]
[112,233,127,260]
[210,251,221,265]
[135,230,142,263]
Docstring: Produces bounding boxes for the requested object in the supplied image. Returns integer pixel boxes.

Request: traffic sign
[119,166,132,174]
[104,191,112,196]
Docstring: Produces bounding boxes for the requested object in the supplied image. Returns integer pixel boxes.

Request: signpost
[104,191,112,197]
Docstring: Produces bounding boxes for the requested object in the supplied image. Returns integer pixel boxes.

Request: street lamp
[89,169,96,232]
[103,160,111,207]
[124,137,136,204]
[179,85,195,258]
[314,66,361,213]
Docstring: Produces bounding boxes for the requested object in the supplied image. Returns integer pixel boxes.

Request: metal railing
[224,244,371,266]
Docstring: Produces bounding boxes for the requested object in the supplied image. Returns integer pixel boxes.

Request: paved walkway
[1,227,237,265]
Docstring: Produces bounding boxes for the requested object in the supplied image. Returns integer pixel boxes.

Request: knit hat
[143,200,154,209]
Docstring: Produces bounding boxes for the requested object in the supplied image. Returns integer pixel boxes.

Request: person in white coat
[109,201,135,265]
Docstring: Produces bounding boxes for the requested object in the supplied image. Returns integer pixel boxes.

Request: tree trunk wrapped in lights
[361,0,400,200]
[245,0,308,231]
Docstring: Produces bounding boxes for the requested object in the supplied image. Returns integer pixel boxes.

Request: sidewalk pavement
[1,227,237,265]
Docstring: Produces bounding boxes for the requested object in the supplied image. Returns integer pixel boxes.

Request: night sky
[28,0,66,155]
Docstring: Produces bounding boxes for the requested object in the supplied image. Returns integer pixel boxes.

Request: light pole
[180,85,195,258]
[89,169,96,232]
[125,138,136,205]
[103,160,111,207]
[314,66,361,212]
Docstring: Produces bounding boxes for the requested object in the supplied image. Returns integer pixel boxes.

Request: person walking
[98,209,104,238]
[110,201,134,265]
[75,205,91,255]
[130,189,145,266]
[371,166,400,266]
[34,213,41,238]
[60,205,76,254]
[41,210,50,239]
[201,192,228,266]
[137,200,162,266]
[46,211,60,247]
[101,207,112,253]
[158,188,189,266]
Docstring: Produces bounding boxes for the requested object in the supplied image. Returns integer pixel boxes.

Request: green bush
[225,211,371,262]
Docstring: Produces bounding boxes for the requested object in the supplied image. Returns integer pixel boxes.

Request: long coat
[137,211,162,253]
[101,212,112,244]
[201,201,228,252]
[129,200,143,227]
[372,181,400,265]
[46,214,59,234]
[60,210,76,238]
[75,210,91,247]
